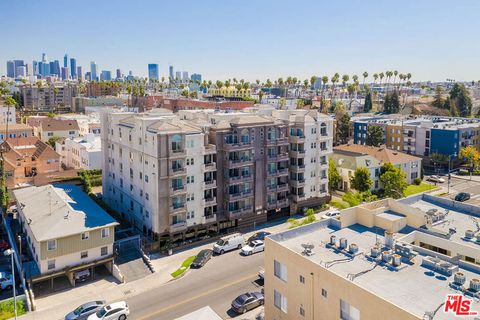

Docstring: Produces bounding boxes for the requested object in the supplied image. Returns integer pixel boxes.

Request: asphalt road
[127,250,264,320]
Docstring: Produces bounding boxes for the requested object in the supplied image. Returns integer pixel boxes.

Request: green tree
[365,125,383,147]
[432,86,444,109]
[47,136,62,148]
[364,88,373,112]
[350,167,373,192]
[445,97,459,116]
[450,83,472,117]
[380,163,407,198]
[328,159,341,191]
[336,113,351,144]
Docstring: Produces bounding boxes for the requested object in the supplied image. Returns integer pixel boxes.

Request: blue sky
[1,0,479,82]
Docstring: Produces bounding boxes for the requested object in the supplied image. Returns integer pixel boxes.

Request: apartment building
[32,118,80,141]
[102,109,218,239]
[14,184,118,285]
[332,144,422,190]
[20,83,77,111]
[0,105,16,124]
[354,116,480,157]
[265,193,480,320]
[56,134,102,170]
[0,123,33,143]
[55,113,101,136]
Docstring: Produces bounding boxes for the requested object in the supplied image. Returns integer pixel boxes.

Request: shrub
[413,177,422,185]
[342,192,362,207]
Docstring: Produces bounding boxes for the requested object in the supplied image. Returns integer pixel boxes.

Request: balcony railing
[170,185,186,194]
[229,189,253,200]
[289,150,306,157]
[203,197,217,206]
[290,136,305,143]
[169,221,187,233]
[227,174,252,183]
[229,206,253,215]
[204,162,216,171]
[201,214,217,224]
[203,179,217,188]
[170,203,186,213]
[170,167,187,175]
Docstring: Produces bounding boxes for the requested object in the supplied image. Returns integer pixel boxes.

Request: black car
[190,249,213,268]
[247,231,271,243]
[231,292,264,314]
[455,192,471,202]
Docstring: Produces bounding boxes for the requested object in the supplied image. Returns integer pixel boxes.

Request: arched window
[171,134,182,152]
[241,129,250,144]
[320,122,327,136]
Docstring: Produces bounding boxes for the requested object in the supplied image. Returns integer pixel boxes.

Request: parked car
[74,269,91,283]
[427,175,445,183]
[0,272,13,290]
[247,231,271,243]
[231,292,264,314]
[241,240,265,256]
[455,192,471,202]
[65,301,106,320]
[322,209,341,219]
[258,268,265,280]
[87,301,129,320]
[213,233,245,255]
[190,249,213,268]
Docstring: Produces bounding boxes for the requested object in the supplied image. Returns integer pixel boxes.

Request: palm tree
[255,79,260,85]
[330,73,340,103]
[362,72,369,88]
[373,73,379,85]
[393,70,398,88]
[342,74,349,99]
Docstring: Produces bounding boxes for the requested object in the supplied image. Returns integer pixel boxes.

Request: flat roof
[13,184,118,242]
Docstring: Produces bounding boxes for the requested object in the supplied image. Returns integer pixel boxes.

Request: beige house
[32,118,80,142]
[265,194,480,320]
[14,184,118,285]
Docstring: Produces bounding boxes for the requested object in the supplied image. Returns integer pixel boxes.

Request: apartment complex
[353,116,480,157]
[14,184,118,285]
[56,134,102,170]
[103,108,334,239]
[265,193,480,320]
[0,104,16,124]
[32,118,80,141]
[20,83,77,111]
[0,123,33,143]
[332,144,422,191]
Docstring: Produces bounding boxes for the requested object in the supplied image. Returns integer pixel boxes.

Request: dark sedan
[190,249,213,268]
[231,292,264,314]
[247,231,271,243]
[65,301,105,320]
[455,192,471,202]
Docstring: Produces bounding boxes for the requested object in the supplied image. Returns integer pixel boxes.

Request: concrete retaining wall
[112,264,125,283]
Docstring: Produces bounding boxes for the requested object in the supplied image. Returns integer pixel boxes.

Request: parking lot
[433,176,480,206]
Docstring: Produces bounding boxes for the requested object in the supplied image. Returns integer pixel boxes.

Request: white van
[213,233,245,254]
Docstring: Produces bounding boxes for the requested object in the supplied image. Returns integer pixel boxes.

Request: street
[128,251,264,319]
[437,176,480,205]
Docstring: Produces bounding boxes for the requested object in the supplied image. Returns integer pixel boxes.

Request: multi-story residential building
[56,134,102,170]
[146,96,254,112]
[332,144,422,191]
[265,193,480,320]
[55,113,101,136]
[32,118,80,141]
[102,109,218,239]
[14,184,118,285]
[86,82,121,97]
[20,83,78,111]
[353,116,480,157]
[2,136,61,188]
[0,105,16,124]
[0,123,33,143]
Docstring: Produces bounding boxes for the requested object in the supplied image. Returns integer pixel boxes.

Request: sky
[1,0,480,82]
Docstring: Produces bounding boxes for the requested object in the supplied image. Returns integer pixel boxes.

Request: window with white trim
[340,299,360,320]
[274,260,287,282]
[47,239,57,251]
[81,232,89,240]
[101,228,110,238]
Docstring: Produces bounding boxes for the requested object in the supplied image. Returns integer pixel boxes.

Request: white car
[87,301,129,320]
[241,240,265,255]
[427,175,445,183]
[0,272,13,290]
[322,209,341,219]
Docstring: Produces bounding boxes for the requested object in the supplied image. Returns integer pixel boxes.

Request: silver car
[65,301,106,320]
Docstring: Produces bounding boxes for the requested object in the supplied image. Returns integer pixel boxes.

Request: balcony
[266,137,289,146]
[203,179,217,189]
[170,185,186,195]
[229,206,253,216]
[224,142,253,151]
[289,150,306,158]
[290,179,305,187]
[170,203,187,214]
[202,196,217,207]
[267,198,289,210]
[169,221,187,233]
[290,164,305,172]
[290,136,305,143]
[277,167,289,175]
[203,162,217,171]
[277,183,289,192]
[277,152,289,161]
[227,158,253,168]
[291,193,306,202]
[203,144,216,155]
[170,167,186,176]
[227,174,253,183]
[201,214,217,224]
[229,189,253,201]
[170,149,186,157]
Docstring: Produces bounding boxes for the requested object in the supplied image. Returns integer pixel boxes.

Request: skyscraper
[116,69,122,79]
[175,71,181,83]
[49,60,61,77]
[90,61,98,81]
[61,67,70,80]
[6,61,14,78]
[41,53,48,63]
[100,70,112,81]
[16,66,26,77]
[148,64,159,81]
[77,66,83,81]
[63,53,68,68]
[85,72,91,81]
[169,65,174,82]
[32,61,38,75]
[191,73,202,83]
[70,58,77,79]
[182,71,189,83]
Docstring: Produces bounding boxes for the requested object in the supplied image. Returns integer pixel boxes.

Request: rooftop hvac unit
[465,230,475,239]
[422,256,459,276]
[349,243,359,254]
[392,254,402,267]
[470,278,480,292]
[454,272,466,285]
[330,235,336,246]
[371,247,381,258]
[394,243,417,260]
[339,238,348,250]
[476,234,480,243]
[385,231,394,249]
[382,251,393,263]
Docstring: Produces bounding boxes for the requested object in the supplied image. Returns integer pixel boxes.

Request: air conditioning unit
[371,247,381,258]
[465,230,475,239]
[349,243,358,254]
[392,254,402,267]
[339,238,348,250]
[382,251,392,263]
[470,278,480,292]
[454,272,466,285]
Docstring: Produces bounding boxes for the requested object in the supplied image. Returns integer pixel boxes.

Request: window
[69,131,75,135]
[145,175,149,183]
[47,132,53,137]
[48,260,55,270]
[322,288,328,298]
[300,305,305,317]
[146,193,149,200]
[340,299,360,320]
[274,290,288,313]
[81,251,88,259]
[187,176,195,184]
[47,239,56,251]
[101,228,110,238]
[299,275,305,284]
[81,232,89,240]
[101,246,108,256]
[274,260,287,282]
[411,172,418,180]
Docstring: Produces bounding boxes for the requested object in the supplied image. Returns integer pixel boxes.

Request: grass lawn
[329,198,350,209]
[0,299,26,320]
[404,183,437,197]
[171,255,196,278]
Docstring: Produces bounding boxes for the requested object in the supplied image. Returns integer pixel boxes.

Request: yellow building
[208,85,251,98]
[386,123,404,151]
[265,195,480,320]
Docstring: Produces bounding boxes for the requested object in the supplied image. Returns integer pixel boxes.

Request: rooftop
[38,118,80,132]
[334,144,421,165]
[13,184,118,242]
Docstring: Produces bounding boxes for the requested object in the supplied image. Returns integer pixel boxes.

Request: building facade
[56,134,102,170]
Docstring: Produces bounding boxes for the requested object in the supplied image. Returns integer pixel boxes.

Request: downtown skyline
[1,0,480,82]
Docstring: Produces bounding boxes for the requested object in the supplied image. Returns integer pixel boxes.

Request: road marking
[136,272,257,320]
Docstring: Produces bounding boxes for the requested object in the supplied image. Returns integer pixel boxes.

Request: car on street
[241,240,265,256]
[87,301,129,320]
[427,175,445,183]
[65,301,106,320]
[190,249,213,268]
[322,209,341,219]
[0,272,13,290]
[213,233,245,255]
[247,231,271,243]
[231,292,264,314]
[455,192,471,202]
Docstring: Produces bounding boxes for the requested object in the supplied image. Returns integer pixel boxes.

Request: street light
[447,153,457,194]
[4,249,16,319]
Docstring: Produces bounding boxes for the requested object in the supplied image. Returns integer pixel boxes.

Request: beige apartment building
[265,193,480,320]
[32,118,80,141]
